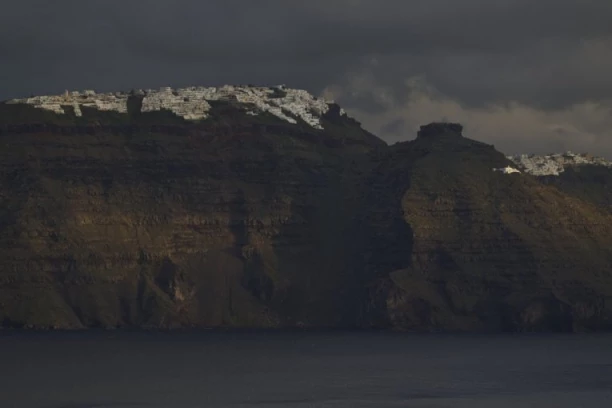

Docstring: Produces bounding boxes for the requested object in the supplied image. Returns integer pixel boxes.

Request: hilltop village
[6,88,612,176]
[7,85,342,130]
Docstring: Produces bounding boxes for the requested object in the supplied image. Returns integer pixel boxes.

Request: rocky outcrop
[1,96,612,332]
[417,122,463,138]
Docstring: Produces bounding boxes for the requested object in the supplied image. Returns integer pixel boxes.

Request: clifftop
[6,87,611,176]
[5,85,345,130]
[417,122,463,138]
[508,152,612,176]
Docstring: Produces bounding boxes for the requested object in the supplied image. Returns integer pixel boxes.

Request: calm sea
[1,331,611,407]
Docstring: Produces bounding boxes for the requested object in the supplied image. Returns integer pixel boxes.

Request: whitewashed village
[6,85,612,177]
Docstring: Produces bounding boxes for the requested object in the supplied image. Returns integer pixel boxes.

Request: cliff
[1,86,612,332]
[363,134,612,331]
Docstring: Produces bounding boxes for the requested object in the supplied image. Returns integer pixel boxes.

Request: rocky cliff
[363,126,612,331]
[1,88,612,332]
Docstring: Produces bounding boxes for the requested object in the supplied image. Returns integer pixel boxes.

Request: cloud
[1,1,611,154]
[323,72,612,156]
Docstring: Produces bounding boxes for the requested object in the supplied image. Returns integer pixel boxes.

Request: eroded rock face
[1,112,612,332]
[0,98,378,329]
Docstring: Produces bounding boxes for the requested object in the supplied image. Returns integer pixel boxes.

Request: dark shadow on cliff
[357,145,416,328]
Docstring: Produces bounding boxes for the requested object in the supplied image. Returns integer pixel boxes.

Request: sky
[1,0,611,156]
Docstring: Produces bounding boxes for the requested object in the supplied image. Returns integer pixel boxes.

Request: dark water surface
[1,331,611,407]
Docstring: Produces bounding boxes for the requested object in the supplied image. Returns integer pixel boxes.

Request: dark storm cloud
[1,1,611,154]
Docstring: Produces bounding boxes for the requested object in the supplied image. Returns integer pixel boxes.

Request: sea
[1,330,611,407]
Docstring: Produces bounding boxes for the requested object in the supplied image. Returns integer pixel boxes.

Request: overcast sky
[1,0,611,156]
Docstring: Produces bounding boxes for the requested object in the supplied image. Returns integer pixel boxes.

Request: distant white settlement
[493,166,521,174]
[6,85,346,130]
[507,152,612,176]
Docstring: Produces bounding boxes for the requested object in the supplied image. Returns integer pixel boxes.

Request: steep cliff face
[1,93,612,332]
[363,125,612,331]
[0,89,382,329]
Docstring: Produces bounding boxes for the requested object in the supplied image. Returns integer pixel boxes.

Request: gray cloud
[1,1,611,155]
[323,72,612,157]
